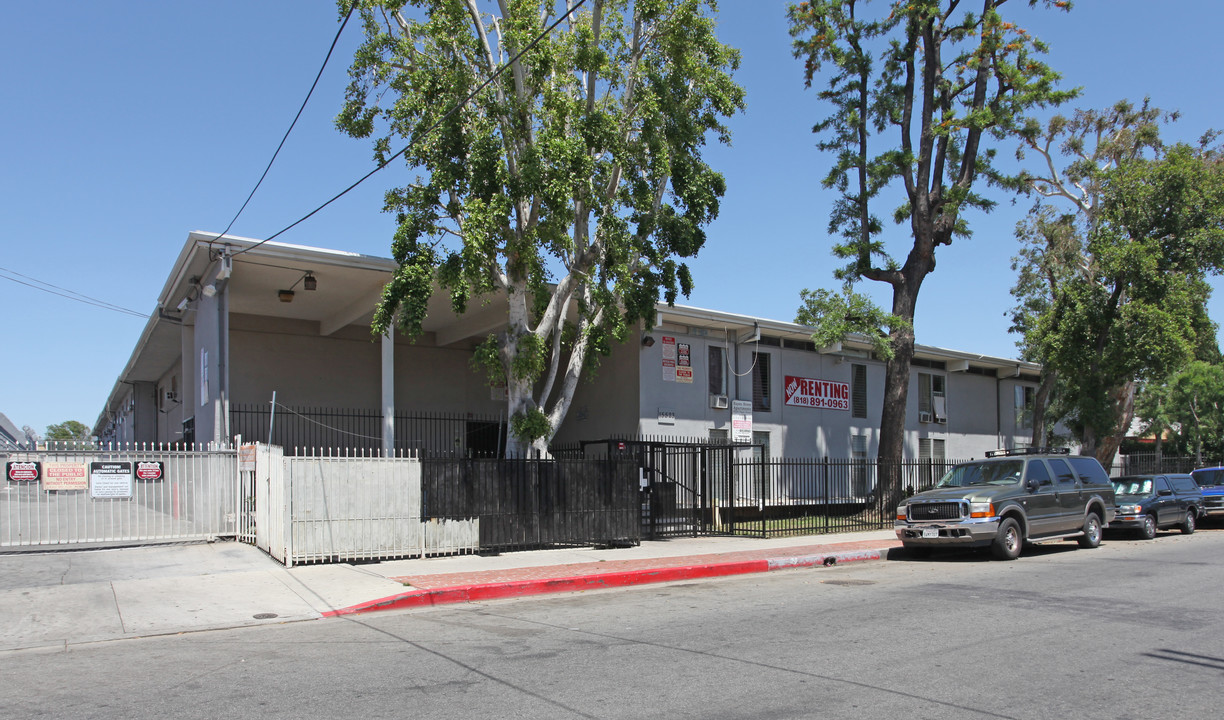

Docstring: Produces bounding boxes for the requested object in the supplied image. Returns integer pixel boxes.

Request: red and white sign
[44,462,88,491]
[135,461,164,482]
[784,375,851,410]
[6,461,40,483]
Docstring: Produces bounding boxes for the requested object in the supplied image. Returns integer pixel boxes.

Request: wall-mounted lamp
[278,289,295,303]
[202,284,217,298]
[303,272,317,291]
[642,335,656,348]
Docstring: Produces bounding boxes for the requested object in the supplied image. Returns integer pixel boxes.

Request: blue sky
[2,1,1222,437]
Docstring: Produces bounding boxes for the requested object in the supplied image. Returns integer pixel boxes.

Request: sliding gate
[578,439,763,539]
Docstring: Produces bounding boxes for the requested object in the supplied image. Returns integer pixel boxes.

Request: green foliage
[789,0,1075,285]
[1140,361,1224,460]
[794,286,908,360]
[511,406,553,443]
[1019,141,1224,446]
[45,420,90,441]
[339,0,743,453]
[789,0,1073,472]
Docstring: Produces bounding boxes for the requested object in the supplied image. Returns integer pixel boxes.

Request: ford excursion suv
[895,448,1116,560]
[1111,474,1201,538]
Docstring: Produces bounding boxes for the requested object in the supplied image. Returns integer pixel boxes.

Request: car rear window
[1068,457,1111,485]
[1169,475,1200,493]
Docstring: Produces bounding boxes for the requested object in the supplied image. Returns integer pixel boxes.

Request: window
[917,437,946,487]
[708,346,726,396]
[1015,385,1036,429]
[1026,459,1053,486]
[709,428,729,444]
[918,437,946,462]
[851,434,869,496]
[1067,457,1110,485]
[852,364,868,418]
[1048,458,1077,485]
[918,373,946,422]
[752,430,771,461]
[752,352,771,412]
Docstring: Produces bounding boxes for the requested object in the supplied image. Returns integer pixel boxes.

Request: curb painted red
[322,545,896,618]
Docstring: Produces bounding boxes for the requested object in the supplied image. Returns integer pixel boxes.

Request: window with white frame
[851,433,869,496]
[1015,385,1036,429]
[918,437,946,488]
[752,430,771,461]
[918,373,947,423]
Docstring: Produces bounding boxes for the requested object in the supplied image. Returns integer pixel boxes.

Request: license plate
[921,528,939,539]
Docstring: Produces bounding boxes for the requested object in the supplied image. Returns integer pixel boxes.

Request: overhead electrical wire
[0,9,357,318]
[0,266,148,318]
[215,4,357,243]
[232,0,589,256]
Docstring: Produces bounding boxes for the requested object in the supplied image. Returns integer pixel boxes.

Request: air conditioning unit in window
[711,395,729,409]
[919,411,933,423]
[935,415,947,424]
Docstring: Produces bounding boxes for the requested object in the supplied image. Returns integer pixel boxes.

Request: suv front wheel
[1077,512,1102,549]
[992,517,1023,560]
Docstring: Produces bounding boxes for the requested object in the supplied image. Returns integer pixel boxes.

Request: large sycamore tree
[789,0,1073,503]
[337,0,743,456]
[1012,128,1224,467]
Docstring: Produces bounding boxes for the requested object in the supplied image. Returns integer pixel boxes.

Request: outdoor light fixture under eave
[642,335,656,347]
[303,272,317,291]
[278,289,295,303]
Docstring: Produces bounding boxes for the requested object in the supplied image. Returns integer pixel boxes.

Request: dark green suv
[895,448,1117,560]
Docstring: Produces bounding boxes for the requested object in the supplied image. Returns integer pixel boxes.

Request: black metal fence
[420,457,640,552]
[229,405,507,457]
[731,457,970,537]
[1117,452,1221,476]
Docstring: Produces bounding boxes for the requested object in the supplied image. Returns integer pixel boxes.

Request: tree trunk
[1030,368,1057,448]
[877,278,921,511]
[1095,379,1136,470]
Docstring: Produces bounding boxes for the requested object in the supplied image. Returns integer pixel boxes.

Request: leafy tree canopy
[45,420,90,441]
[337,0,744,454]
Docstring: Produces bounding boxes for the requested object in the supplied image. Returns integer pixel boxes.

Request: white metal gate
[1,444,239,550]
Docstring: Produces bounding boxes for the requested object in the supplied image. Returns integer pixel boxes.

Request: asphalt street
[1,526,1220,719]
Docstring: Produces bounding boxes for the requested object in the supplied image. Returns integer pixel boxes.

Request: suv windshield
[1113,478,1152,496]
[937,460,1023,488]
[1191,469,1224,487]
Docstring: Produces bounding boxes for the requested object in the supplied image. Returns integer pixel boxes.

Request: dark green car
[895,448,1117,560]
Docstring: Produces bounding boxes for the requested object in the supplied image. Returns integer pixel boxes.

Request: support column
[381,328,395,455]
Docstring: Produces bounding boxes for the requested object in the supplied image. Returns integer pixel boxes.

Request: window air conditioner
[919,411,933,423]
[711,395,729,409]
[935,415,947,424]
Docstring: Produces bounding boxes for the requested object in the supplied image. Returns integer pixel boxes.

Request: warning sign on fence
[90,462,133,499]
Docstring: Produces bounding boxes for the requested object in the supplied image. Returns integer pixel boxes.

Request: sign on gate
[6,461,40,483]
[43,462,88,491]
[90,462,133,499]
[135,461,165,482]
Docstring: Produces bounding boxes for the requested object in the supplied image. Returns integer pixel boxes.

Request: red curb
[322,545,897,618]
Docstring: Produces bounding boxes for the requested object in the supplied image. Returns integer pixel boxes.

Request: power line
[0,266,148,318]
[215,4,356,242]
[233,0,589,256]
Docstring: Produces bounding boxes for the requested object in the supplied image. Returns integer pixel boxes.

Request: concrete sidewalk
[0,531,901,653]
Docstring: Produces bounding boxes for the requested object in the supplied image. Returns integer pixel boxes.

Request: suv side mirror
[1025,477,1040,493]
